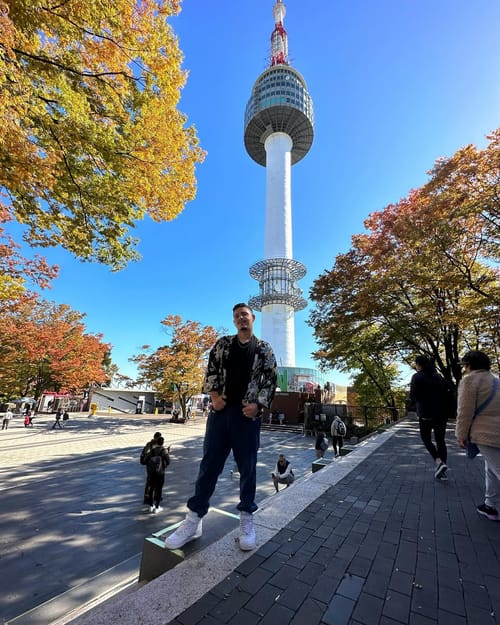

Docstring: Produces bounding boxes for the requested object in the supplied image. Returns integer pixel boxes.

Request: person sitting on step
[272,454,295,492]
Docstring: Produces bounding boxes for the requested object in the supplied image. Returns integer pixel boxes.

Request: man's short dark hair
[157,436,164,446]
[233,302,253,313]
[461,350,491,371]
[415,355,433,370]
[154,431,162,439]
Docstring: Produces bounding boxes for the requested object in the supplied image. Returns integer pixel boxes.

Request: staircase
[260,422,304,434]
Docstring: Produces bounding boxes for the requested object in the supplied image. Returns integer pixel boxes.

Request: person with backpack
[145,436,170,513]
[330,415,346,458]
[140,431,162,505]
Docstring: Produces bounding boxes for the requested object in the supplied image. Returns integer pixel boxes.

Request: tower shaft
[263,133,294,365]
[264,132,292,259]
[261,303,296,366]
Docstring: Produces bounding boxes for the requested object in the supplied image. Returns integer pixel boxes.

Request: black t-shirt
[224,336,256,404]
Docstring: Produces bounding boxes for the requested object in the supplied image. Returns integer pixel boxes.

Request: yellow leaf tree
[131,315,219,419]
[0,0,204,270]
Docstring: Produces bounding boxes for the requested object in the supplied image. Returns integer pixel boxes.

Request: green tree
[1,0,204,270]
[131,315,218,419]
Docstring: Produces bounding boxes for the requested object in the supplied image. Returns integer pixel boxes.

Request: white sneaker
[164,510,202,549]
[149,505,155,513]
[154,506,163,513]
[239,511,256,551]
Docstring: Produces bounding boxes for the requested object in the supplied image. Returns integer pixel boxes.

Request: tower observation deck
[244,0,314,367]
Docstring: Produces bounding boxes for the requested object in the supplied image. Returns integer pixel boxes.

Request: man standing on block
[164,303,277,551]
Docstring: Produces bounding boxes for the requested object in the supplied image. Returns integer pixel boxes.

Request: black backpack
[337,420,347,436]
[147,448,170,474]
[147,454,163,475]
[140,441,153,465]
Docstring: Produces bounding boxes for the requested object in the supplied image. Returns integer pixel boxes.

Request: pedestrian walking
[140,431,162,505]
[145,437,170,513]
[409,355,451,480]
[315,431,328,458]
[2,408,13,430]
[455,350,500,520]
[52,409,63,429]
[330,414,346,457]
[164,302,277,552]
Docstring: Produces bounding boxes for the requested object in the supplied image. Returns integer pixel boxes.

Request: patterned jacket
[202,335,277,409]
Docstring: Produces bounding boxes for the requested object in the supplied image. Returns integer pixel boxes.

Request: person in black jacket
[140,431,162,505]
[146,436,170,513]
[409,355,451,480]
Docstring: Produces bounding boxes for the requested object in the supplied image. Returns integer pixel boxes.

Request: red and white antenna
[270,0,288,66]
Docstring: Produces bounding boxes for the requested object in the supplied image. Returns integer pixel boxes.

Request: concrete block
[139,537,184,582]
[312,459,331,473]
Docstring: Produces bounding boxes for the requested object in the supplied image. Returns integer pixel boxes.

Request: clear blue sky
[11,0,500,387]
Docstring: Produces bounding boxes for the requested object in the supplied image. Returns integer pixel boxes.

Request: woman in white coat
[456,350,500,520]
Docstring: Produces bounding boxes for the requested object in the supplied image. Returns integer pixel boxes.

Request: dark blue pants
[187,404,261,517]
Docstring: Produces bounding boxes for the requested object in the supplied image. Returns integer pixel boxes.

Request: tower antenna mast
[270,0,288,66]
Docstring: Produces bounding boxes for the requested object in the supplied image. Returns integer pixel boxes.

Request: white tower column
[261,302,295,366]
[264,132,293,259]
[262,132,295,366]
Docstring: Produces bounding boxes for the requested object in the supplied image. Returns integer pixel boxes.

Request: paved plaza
[0,411,318,625]
[2,413,500,625]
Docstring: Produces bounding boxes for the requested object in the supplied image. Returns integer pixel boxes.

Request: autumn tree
[0,297,110,398]
[131,315,218,419]
[0,208,58,302]
[423,128,500,268]
[0,0,204,270]
[310,131,500,397]
[111,372,135,389]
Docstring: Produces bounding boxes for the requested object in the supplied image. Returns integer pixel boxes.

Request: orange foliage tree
[0,297,110,399]
[0,0,204,270]
[131,315,218,419]
[310,131,500,398]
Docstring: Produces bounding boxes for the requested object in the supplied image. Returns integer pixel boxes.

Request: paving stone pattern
[167,421,500,625]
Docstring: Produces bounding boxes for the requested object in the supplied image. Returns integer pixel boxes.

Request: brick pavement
[6,415,499,625]
[158,418,500,625]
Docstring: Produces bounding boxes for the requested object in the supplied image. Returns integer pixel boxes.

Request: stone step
[260,422,303,434]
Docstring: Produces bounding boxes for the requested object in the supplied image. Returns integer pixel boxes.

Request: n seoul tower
[245,0,314,367]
